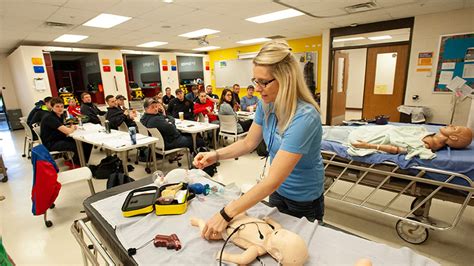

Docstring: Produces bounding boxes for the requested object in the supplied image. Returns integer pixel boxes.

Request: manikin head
[263,229,308,265]
[428,125,473,151]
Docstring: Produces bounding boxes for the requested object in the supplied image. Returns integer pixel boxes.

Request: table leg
[74,139,86,167]
[151,143,157,172]
[119,151,129,175]
[212,129,217,149]
[191,133,197,152]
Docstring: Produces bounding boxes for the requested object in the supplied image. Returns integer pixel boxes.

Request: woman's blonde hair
[253,41,320,133]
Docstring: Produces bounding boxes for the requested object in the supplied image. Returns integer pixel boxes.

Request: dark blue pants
[269,191,324,223]
[48,138,92,165]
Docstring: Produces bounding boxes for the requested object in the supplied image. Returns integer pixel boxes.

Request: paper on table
[447,76,467,90]
[438,71,453,85]
[441,62,456,70]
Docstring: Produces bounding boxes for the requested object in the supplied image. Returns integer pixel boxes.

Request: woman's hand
[193,151,218,169]
[201,212,229,240]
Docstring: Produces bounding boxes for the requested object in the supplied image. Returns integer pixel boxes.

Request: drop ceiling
[0,0,472,54]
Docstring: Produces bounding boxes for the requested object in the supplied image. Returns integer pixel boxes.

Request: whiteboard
[215,59,254,88]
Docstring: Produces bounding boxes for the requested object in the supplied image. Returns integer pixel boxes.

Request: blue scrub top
[254,100,324,201]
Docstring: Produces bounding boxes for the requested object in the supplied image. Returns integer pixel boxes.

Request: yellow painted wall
[208,36,322,100]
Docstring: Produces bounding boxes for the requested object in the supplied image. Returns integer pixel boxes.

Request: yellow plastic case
[121,183,191,217]
[155,183,190,216]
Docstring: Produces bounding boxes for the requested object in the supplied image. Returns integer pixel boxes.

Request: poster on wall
[434,32,474,93]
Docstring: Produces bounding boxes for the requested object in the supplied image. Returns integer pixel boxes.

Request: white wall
[7,46,52,117]
[0,54,20,110]
[203,55,211,88]
[97,50,128,104]
[405,8,474,124]
[345,48,367,109]
[159,53,179,93]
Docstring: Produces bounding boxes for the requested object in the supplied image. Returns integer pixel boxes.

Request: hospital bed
[70,172,437,265]
[322,124,474,244]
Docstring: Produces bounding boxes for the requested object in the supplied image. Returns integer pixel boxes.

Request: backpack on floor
[89,156,123,179]
[255,140,269,157]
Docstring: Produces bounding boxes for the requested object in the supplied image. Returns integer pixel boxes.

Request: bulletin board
[434,32,474,93]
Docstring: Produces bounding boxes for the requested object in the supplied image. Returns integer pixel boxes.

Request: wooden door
[363,44,409,122]
[330,51,349,125]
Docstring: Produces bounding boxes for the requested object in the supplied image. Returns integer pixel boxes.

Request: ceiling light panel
[179,28,220,38]
[333,37,365,42]
[368,35,392,40]
[53,34,88,43]
[237,38,271,44]
[83,13,131,28]
[192,46,220,51]
[245,9,304,24]
[137,41,168,47]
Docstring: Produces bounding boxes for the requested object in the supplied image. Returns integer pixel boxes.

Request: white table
[70,123,159,175]
[237,111,255,120]
[175,120,219,150]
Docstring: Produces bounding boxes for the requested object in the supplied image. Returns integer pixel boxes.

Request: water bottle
[78,116,83,127]
[129,126,137,145]
[105,120,111,133]
[204,114,209,124]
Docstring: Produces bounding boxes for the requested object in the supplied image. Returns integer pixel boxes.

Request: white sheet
[92,171,439,266]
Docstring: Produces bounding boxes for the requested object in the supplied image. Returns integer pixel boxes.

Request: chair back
[135,120,149,136]
[218,114,238,135]
[147,128,166,150]
[118,122,129,132]
[98,115,106,127]
[197,113,205,122]
[32,125,43,144]
[20,120,34,140]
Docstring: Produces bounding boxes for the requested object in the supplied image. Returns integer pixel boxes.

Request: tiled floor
[0,129,473,265]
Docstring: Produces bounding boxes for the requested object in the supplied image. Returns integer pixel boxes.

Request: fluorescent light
[237,38,271,44]
[192,46,220,51]
[179,28,220,38]
[83,13,131,28]
[137,41,168,47]
[54,34,88,43]
[368,35,392,41]
[333,37,365,43]
[162,0,173,2]
[245,9,304,24]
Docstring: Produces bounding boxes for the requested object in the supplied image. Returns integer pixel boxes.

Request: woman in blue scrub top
[193,41,324,240]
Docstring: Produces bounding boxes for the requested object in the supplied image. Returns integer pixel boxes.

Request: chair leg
[87,179,96,195]
[27,141,32,159]
[22,137,27,157]
[44,210,53,227]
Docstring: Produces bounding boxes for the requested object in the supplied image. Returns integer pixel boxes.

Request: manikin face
[82,94,92,103]
[253,65,279,103]
[177,92,184,101]
[52,103,64,116]
[107,97,117,108]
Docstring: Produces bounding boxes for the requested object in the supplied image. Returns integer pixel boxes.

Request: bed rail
[71,217,116,266]
[322,150,474,244]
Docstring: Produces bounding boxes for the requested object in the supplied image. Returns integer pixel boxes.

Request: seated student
[185,85,199,102]
[115,94,128,111]
[240,85,259,112]
[162,87,175,105]
[140,98,204,152]
[167,88,194,120]
[105,95,137,130]
[205,85,219,103]
[218,88,252,133]
[232,83,241,110]
[67,98,81,117]
[28,97,52,127]
[40,97,92,167]
[80,92,106,124]
[194,90,218,123]
[27,97,52,126]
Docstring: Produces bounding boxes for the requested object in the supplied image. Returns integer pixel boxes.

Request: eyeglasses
[251,78,275,88]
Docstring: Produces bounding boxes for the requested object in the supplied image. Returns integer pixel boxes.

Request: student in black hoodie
[80,92,106,124]
[140,97,204,152]
[28,97,52,127]
[104,95,137,130]
[167,88,194,120]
